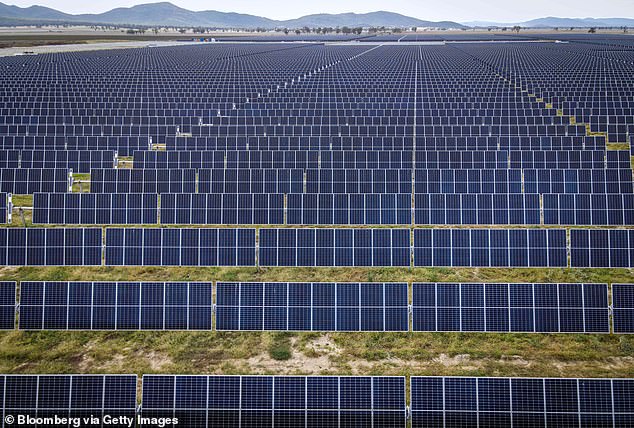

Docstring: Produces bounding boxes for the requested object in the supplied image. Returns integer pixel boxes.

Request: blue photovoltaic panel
[33,193,158,225]
[19,282,212,330]
[414,169,522,194]
[0,192,7,224]
[216,282,408,332]
[0,168,69,194]
[411,377,634,428]
[543,194,634,226]
[413,229,567,267]
[259,229,411,267]
[613,284,634,334]
[0,150,19,168]
[0,228,102,266]
[90,169,196,194]
[415,150,507,169]
[570,229,634,268]
[1,374,137,418]
[415,194,540,225]
[19,150,115,173]
[306,169,412,193]
[142,375,406,427]
[198,169,304,193]
[160,193,284,225]
[0,281,15,329]
[105,228,256,266]
[287,194,412,225]
[412,283,609,333]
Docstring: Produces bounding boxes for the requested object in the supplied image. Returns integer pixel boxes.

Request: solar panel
[287,194,412,225]
[411,377,634,428]
[19,282,212,330]
[19,150,115,173]
[90,169,196,194]
[414,169,522,194]
[216,282,408,332]
[570,229,634,268]
[105,228,256,266]
[0,228,102,266]
[415,194,540,225]
[0,150,19,168]
[412,283,609,333]
[306,169,412,193]
[413,229,567,267]
[613,284,634,334]
[160,193,284,225]
[0,168,70,194]
[259,229,411,267]
[33,193,158,224]
[0,281,15,329]
[198,169,304,193]
[0,192,8,224]
[142,375,406,427]
[544,194,634,225]
[1,374,137,420]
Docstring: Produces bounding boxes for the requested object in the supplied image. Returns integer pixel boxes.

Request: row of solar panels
[0,150,116,173]
[166,135,608,151]
[0,134,608,153]
[4,281,632,333]
[0,123,591,137]
[1,167,632,195]
[29,193,634,226]
[2,228,634,268]
[0,374,631,428]
[130,149,630,170]
[0,148,626,172]
[88,168,634,195]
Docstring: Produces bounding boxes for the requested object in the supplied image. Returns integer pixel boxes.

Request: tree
[284,28,289,35]
[512,26,521,33]
[341,26,352,34]
[295,29,301,35]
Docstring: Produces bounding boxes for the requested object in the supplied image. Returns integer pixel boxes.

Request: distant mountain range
[0,2,466,29]
[465,17,634,28]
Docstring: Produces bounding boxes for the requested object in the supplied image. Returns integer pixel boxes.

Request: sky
[7,0,634,22]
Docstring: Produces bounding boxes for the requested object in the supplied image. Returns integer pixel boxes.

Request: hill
[0,1,464,29]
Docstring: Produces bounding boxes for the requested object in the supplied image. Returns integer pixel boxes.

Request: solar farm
[0,32,634,426]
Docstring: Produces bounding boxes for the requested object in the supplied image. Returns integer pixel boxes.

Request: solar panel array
[216,282,408,331]
[415,194,540,225]
[287,194,412,225]
[412,283,609,333]
[160,193,284,225]
[2,37,634,412]
[259,229,411,267]
[90,168,196,194]
[33,193,158,224]
[0,192,8,224]
[18,150,115,173]
[613,284,634,334]
[105,228,256,266]
[0,228,102,266]
[0,375,137,419]
[570,229,634,268]
[19,282,213,330]
[4,281,630,333]
[413,229,567,267]
[142,375,407,427]
[0,281,15,330]
[410,377,634,428]
[0,168,70,194]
